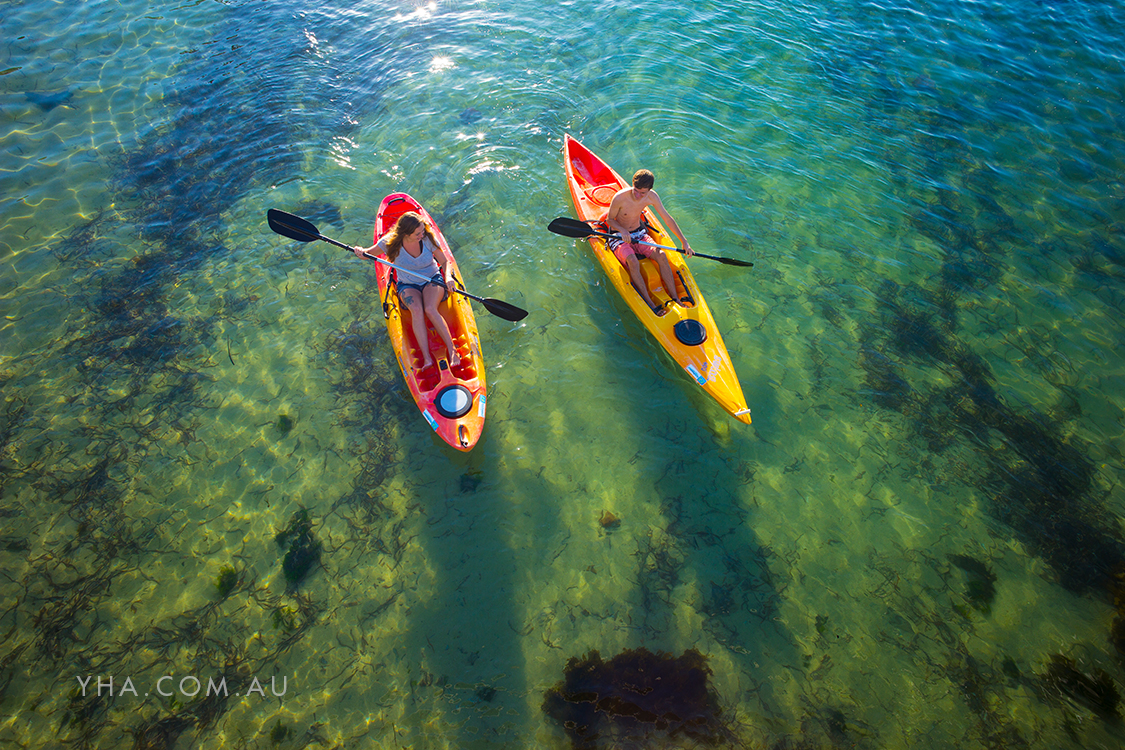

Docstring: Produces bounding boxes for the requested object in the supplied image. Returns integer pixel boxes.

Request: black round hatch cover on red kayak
[435,385,473,419]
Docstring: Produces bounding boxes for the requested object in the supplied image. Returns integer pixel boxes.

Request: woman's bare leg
[423,284,460,366]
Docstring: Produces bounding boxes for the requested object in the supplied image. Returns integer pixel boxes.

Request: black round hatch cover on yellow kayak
[674,319,707,346]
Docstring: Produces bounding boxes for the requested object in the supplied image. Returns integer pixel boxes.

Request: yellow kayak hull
[563,134,751,424]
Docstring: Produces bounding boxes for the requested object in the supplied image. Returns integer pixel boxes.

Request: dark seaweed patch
[633,530,684,630]
[61,240,218,431]
[0,397,30,484]
[823,706,850,744]
[947,386,1120,594]
[214,566,239,599]
[460,467,483,493]
[269,719,291,743]
[1109,569,1125,664]
[295,199,345,230]
[276,414,295,436]
[282,540,321,586]
[950,649,1031,747]
[1112,617,1125,662]
[0,538,29,552]
[542,648,730,748]
[858,344,912,411]
[1039,654,1120,721]
[114,85,298,243]
[129,651,252,747]
[130,713,195,750]
[864,279,1124,596]
[949,554,997,613]
[275,508,321,587]
[939,246,1003,295]
[882,283,953,360]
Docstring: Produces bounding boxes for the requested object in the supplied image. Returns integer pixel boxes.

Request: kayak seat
[584,185,617,207]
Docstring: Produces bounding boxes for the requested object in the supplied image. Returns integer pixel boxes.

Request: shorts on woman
[398,273,448,302]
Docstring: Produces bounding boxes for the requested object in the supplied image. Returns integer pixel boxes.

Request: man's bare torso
[606,187,654,233]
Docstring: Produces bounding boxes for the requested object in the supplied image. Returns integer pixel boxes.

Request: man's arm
[648,192,693,255]
[603,190,631,240]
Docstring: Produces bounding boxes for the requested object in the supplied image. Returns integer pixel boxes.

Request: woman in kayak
[604,169,694,315]
[358,212,460,369]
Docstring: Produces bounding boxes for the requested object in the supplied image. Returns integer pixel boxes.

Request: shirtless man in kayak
[603,169,694,314]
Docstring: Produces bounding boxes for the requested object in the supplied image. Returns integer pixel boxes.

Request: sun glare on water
[428,55,455,73]
[394,1,439,21]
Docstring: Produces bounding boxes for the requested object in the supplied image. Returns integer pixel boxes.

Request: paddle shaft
[547,217,752,267]
[350,241,492,308]
[586,227,725,262]
[273,217,456,286]
[372,254,527,320]
[589,228,681,253]
[266,209,528,321]
[363,251,450,286]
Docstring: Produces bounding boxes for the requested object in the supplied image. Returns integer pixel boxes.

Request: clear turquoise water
[2,0,1125,747]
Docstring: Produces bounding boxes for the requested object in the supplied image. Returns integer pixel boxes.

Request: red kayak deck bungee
[562,134,752,424]
[373,193,487,450]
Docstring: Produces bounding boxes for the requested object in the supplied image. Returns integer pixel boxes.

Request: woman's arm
[430,241,455,289]
[354,235,388,259]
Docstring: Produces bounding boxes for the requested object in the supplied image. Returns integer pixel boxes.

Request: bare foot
[449,352,462,367]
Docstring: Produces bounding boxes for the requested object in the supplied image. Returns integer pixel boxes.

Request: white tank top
[379,235,440,278]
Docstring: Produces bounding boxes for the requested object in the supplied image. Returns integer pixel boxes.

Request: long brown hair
[383,212,438,262]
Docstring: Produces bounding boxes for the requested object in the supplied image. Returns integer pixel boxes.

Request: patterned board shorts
[606,227,657,264]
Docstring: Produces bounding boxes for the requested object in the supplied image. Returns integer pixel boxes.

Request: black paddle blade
[481,297,528,322]
[267,209,321,243]
[547,217,597,239]
[708,254,754,268]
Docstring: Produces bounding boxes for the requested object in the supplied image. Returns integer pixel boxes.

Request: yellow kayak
[562,134,751,424]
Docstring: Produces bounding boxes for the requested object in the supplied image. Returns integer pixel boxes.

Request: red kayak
[372,193,487,450]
